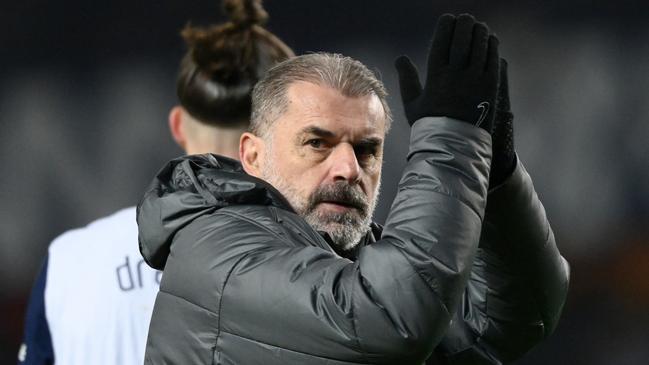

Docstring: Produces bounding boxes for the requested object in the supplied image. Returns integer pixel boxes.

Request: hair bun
[223,0,268,27]
[176,0,293,126]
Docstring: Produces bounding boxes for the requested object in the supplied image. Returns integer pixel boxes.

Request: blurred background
[1,0,648,363]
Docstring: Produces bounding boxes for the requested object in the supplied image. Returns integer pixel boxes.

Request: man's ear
[168,106,187,151]
[240,132,264,177]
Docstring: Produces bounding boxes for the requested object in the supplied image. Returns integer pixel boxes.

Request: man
[138,14,569,364]
[17,1,294,363]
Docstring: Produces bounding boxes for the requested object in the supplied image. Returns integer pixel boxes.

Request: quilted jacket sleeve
[428,159,570,364]
[346,117,492,363]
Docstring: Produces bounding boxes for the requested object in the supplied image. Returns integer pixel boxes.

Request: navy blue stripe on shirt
[18,255,54,365]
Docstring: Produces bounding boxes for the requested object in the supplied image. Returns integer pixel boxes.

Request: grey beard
[261,157,378,252]
[302,207,371,251]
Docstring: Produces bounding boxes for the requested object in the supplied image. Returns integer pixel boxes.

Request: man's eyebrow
[298,126,336,138]
[296,125,383,146]
[356,137,383,146]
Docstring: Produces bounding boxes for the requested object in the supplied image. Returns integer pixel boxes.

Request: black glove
[489,59,517,187]
[395,13,500,132]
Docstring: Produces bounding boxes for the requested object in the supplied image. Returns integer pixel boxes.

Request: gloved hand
[489,59,517,187]
[395,13,500,132]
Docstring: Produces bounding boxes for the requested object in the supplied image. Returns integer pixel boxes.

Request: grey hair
[249,52,392,137]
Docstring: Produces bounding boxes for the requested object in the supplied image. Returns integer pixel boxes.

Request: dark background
[2,1,648,363]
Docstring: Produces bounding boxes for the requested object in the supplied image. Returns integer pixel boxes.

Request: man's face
[259,81,386,251]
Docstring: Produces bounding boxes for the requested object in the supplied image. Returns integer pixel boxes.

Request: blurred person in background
[16,0,293,364]
[138,14,569,364]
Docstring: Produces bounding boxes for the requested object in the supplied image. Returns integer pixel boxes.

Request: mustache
[307,182,369,215]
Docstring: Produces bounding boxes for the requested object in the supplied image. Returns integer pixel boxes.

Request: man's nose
[329,143,361,184]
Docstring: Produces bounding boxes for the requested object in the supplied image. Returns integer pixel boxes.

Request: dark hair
[177,0,294,126]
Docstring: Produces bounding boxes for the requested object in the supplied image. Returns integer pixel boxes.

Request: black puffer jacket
[138,118,569,364]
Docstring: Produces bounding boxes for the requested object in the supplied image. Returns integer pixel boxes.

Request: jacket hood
[137,153,293,270]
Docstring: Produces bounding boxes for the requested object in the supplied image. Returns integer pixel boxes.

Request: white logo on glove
[476,102,490,127]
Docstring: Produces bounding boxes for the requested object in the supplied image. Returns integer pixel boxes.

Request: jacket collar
[138,153,294,269]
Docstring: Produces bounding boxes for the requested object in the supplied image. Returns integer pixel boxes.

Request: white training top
[42,206,159,365]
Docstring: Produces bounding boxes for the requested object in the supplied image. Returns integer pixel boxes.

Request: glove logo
[476,102,490,127]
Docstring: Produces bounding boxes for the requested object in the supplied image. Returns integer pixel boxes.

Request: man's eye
[307,139,323,149]
[354,145,377,157]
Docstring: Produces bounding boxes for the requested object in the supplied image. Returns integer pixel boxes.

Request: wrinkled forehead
[274,81,388,138]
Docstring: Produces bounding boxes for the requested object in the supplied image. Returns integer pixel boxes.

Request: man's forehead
[281,81,387,136]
